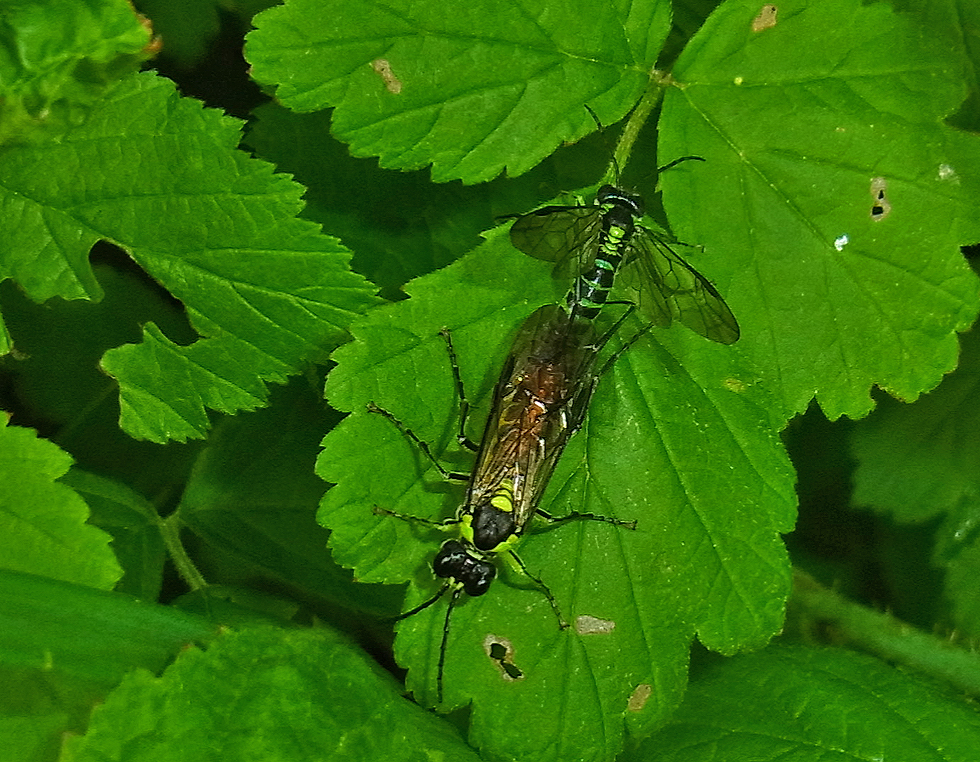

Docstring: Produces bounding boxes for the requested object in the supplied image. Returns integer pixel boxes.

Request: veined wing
[466,306,597,533]
[622,230,740,345]
[509,205,603,280]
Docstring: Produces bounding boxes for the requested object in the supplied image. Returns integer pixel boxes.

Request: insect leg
[388,581,459,705]
[391,581,452,621]
[583,104,621,183]
[367,402,469,482]
[656,155,705,173]
[588,303,636,354]
[594,319,654,380]
[534,508,637,531]
[503,549,569,629]
[372,505,461,530]
[437,585,464,704]
[438,328,479,452]
[581,301,654,383]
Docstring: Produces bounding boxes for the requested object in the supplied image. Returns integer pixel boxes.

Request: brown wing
[466,306,598,532]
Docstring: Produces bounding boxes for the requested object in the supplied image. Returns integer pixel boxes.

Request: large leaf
[317,230,795,762]
[64,627,479,762]
[246,0,671,183]
[642,646,980,762]
[0,70,379,443]
[659,0,980,419]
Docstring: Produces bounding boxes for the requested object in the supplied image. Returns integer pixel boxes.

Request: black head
[596,185,644,218]
[433,539,496,596]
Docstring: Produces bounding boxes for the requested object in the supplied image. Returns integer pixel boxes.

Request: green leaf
[317,229,796,762]
[659,0,980,419]
[64,627,481,762]
[0,571,213,762]
[60,469,167,601]
[0,569,215,687]
[0,259,204,495]
[177,374,400,617]
[0,0,152,145]
[0,422,121,590]
[851,322,980,637]
[642,646,980,762]
[0,70,380,443]
[245,0,672,183]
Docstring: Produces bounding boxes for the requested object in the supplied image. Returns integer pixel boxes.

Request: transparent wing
[622,230,741,345]
[509,206,604,280]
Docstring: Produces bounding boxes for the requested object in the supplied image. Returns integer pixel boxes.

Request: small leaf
[0,0,152,145]
[60,469,167,600]
[0,422,121,590]
[852,323,980,637]
[177,376,400,616]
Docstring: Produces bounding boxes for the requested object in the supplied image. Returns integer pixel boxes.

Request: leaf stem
[158,512,208,591]
[792,569,980,697]
[607,70,672,183]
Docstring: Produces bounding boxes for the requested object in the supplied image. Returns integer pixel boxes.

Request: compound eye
[433,540,468,579]
[463,562,496,597]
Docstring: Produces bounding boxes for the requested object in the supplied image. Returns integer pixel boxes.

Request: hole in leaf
[870,177,891,221]
[483,635,524,681]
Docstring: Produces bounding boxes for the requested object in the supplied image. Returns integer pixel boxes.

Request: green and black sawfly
[509,183,740,344]
[371,301,640,704]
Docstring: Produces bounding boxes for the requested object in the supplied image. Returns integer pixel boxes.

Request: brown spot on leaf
[371,59,402,94]
[752,5,778,32]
